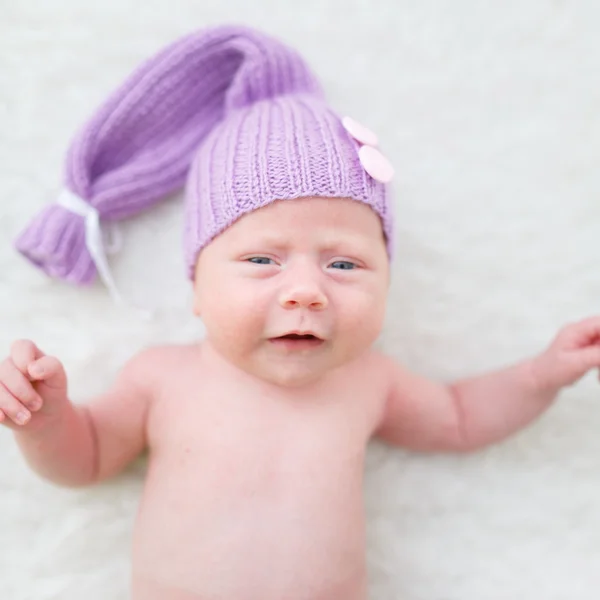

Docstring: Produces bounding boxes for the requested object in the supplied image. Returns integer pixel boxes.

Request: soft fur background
[1,1,600,599]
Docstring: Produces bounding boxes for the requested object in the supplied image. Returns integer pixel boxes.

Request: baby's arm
[0,340,154,487]
[375,316,600,452]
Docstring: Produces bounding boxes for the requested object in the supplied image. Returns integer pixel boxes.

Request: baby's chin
[254,348,372,391]
[240,346,338,390]
[256,366,327,389]
[241,354,328,389]
[208,336,368,390]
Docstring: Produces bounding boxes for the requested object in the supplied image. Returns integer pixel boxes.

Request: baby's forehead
[233,197,384,236]
[229,228,369,248]
[224,226,384,258]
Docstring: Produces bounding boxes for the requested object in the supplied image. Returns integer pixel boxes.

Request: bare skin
[131,342,388,599]
[2,197,600,599]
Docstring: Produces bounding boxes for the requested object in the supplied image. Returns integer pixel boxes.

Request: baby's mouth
[269,333,325,350]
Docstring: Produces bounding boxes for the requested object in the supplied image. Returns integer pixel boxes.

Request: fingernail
[29,398,42,411]
[30,364,43,377]
[16,410,30,425]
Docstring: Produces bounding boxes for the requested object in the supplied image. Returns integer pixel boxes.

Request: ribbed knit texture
[184,94,393,277]
[15,24,394,285]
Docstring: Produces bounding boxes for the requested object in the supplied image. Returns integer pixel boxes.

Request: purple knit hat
[15,25,395,296]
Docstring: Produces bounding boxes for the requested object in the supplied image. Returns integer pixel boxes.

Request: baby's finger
[570,346,600,380]
[566,316,600,348]
[0,362,43,412]
[27,356,67,390]
[10,340,44,375]
[0,382,31,426]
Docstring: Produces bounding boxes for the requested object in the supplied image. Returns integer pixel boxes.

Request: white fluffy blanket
[1,2,600,599]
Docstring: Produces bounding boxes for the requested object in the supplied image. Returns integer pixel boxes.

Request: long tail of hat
[15,24,323,285]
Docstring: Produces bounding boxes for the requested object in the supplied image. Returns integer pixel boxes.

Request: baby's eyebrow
[246,235,372,255]
[250,235,290,249]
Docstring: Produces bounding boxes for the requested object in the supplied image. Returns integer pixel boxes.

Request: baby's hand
[0,340,68,429]
[533,316,600,391]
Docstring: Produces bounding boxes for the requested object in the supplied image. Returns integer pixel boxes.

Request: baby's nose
[279,280,328,310]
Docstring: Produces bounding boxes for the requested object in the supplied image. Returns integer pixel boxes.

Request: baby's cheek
[210,293,264,343]
[341,293,385,342]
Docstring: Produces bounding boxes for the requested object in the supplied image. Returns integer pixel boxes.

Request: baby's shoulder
[357,347,393,378]
[131,342,199,361]
[121,343,201,383]
[351,348,396,399]
[335,347,393,398]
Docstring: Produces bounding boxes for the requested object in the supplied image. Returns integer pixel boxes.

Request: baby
[3,25,600,600]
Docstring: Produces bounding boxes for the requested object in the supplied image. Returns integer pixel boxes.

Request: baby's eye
[330,260,357,270]
[247,257,275,265]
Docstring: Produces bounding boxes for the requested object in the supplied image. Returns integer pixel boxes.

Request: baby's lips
[269,334,327,345]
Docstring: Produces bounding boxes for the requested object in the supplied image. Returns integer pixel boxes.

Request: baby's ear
[191,287,202,317]
[191,257,204,317]
[189,274,200,317]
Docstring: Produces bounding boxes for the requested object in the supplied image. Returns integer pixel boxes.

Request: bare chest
[130,354,387,598]
[147,364,385,496]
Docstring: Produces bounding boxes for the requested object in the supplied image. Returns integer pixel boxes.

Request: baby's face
[193,197,390,388]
